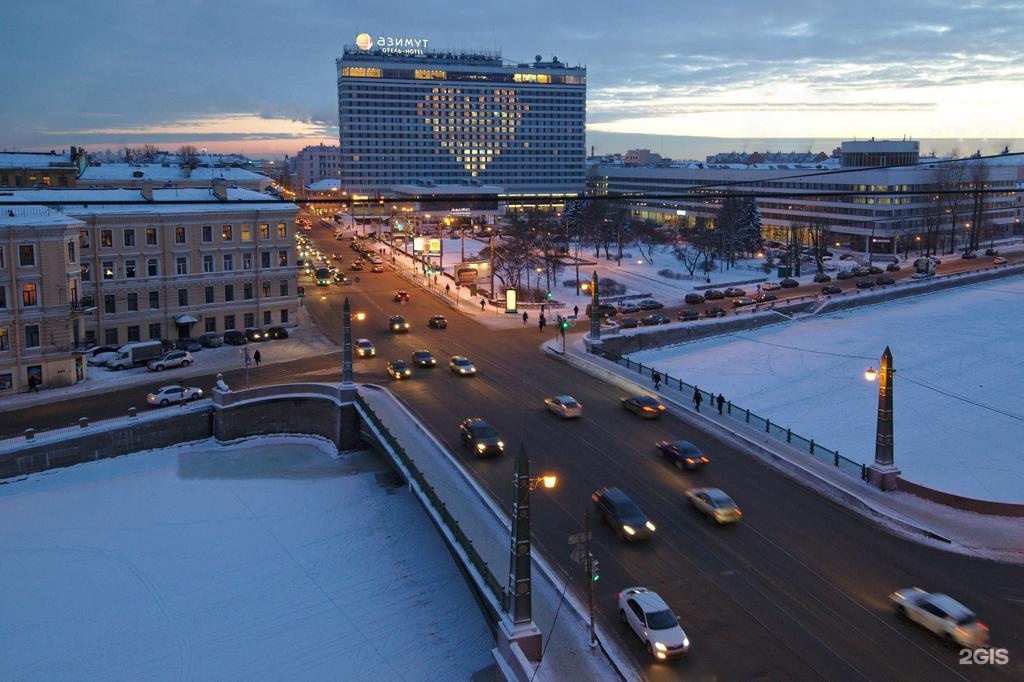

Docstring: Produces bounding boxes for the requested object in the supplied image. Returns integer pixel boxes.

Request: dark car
[332,271,350,284]
[174,338,203,352]
[753,292,777,303]
[638,299,664,310]
[985,248,999,256]
[867,266,884,274]
[393,290,410,302]
[722,287,746,297]
[703,289,725,300]
[621,394,666,419]
[389,315,410,333]
[779,278,799,288]
[640,313,670,326]
[684,293,705,305]
[459,418,504,456]
[961,251,978,259]
[855,278,876,289]
[677,309,700,322]
[386,360,412,380]
[812,273,832,283]
[821,285,842,295]
[198,332,223,348]
[886,263,902,272]
[836,270,855,280]
[839,253,856,260]
[592,486,656,542]
[411,349,436,367]
[703,305,726,318]
[875,275,896,285]
[428,315,448,329]
[586,303,618,319]
[267,326,289,340]
[656,440,710,470]
[619,316,639,329]
[349,260,364,271]
[850,267,870,277]
[244,327,268,343]
[223,330,246,346]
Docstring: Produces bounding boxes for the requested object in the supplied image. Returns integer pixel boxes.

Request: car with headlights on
[686,487,742,524]
[146,385,203,406]
[388,315,410,333]
[459,418,504,456]
[656,440,709,470]
[544,395,582,418]
[450,355,476,376]
[355,338,376,358]
[890,588,989,648]
[428,315,448,329]
[753,292,777,303]
[618,586,690,660]
[386,360,412,380]
[411,349,436,367]
[393,290,410,302]
[593,486,656,542]
[731,296,755,307]
[621,394,666,419]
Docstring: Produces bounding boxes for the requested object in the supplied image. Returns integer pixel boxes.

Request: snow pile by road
[0,437,493,680]
[627,275,1024,503]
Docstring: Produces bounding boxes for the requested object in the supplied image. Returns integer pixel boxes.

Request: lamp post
[865,346,899,490]
[589,271,600,340]
[340,297,354,397]
[503,446,556,661]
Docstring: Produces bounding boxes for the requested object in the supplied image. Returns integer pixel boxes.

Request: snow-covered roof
[1,187,297,216]
[0,204,83,227]
[305,178,342,191]
[0,151,75,169]
[80,163,268,182]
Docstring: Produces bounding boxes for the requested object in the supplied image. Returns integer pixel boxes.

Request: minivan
[585,303,617,319]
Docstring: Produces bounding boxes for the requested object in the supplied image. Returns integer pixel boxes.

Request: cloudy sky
[2,0,1022,157]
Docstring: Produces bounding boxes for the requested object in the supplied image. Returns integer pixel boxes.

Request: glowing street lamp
[865,346,899,490]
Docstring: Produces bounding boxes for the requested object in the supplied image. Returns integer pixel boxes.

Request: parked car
[994,256,1008,265]
[198,332,223,348]
[618,316,639,329]
[684,293,705,305]
[641,313,670,326]
[450,355,476,376]
[677,309,700,322]
[855,278,876,289]
[411,350,436,367]
[839,253,856,260]
[984,248,999,256]
[108,340,165,370]
[459,418,504,456]
[886,262,902,272]
[876,275,896,285]
[836,270,855,280]
[638,299,664,310]
[731,296,755,307]
[389,315,410,333]
[266,326,289,340]
[147,385,203,406]
[961,251,978,259]
[703,289,725,300]
[355,338,376,358]
[386,360,412,380]
[866,265,883,274]
[147,350,193,372]
[223,330,246,346]
[592,486,656,542]
[244,327,267,343]
[760,282,781,291]
[686,487,742,524]
[655,440,709,470]
[722,287,746,297]
[618,587,690,660]
[911,271,934,280]
[617,302,641,314]
[821,285,843,295]
[86,345,120,366]
[702,305,726,318]
[812,273,832,283]
[428,315,448,329]
[890,588,990,648]
[753,292,777,303]
[544,395,583,419]
[621,394,666,419]
[586,303,618,319]
[174,338,203,352]
[779,278,799,288]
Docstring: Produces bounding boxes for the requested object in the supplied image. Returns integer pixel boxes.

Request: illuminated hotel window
[414,69,447,79]
[342,67,382,78]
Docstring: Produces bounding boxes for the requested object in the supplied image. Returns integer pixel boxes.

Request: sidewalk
[359,386,633,681]
[548,335,1024,564]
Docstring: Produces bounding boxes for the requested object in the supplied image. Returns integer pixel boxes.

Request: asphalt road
[5,223,1023,680]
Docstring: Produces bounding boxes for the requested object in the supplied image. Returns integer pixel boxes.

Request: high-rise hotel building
[336,37,586,198]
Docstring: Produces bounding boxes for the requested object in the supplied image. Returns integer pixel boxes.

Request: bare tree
[139,144,160,163]
[937,157,968,254]
[672,220,715,278]
[966,156,989,252]
[806,217,833,274]
[176,145,200,169]
[492,236,532,291]
[631,218,665,264]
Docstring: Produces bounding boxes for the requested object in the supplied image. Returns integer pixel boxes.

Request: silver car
[890,588,989,648]
[146,350,193,372]
[146,385,203,406]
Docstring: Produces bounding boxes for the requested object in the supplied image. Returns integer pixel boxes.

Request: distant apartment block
[0,206,88,394]
[78,163,272,191]
[0,148,88,188]
[290,144,342,195]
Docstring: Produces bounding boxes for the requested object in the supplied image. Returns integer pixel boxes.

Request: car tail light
[978,621,989,631]
[700,457,709,462]
[685,458,694,463]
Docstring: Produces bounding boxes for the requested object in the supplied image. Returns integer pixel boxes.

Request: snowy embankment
[0,437,493,680]
[627,275,1024,503]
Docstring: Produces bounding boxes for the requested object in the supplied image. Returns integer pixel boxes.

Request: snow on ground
[0,437,493,681]
[627,275,1024,503]
[0,306,337,410]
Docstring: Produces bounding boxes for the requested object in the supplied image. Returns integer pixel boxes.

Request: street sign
[569,532,586,565]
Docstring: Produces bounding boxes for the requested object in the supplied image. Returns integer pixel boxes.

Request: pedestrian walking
[253,349,262,367]
[693,387,703,412]
[652,371,661,390]
[573,304,579,318]
[522,311,529,325]
[27,374,41,393]
[480,298,486,311]
[539,314,546,332]
[717,393,725,414]
[445,283,451,296]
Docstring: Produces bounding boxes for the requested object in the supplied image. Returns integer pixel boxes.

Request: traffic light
[546,290,553,300]
[560,319,569,330]
[591,558,600,582]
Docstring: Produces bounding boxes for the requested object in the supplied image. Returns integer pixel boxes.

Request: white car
[147,385,203,406]
[355,338,376,358]
[890,587,989,648]
[760,282,782,291]
[686,487,742,524]
[87,351,118,367]
[450,355,476,376]
[544,395,583,418]
[146,350,193,371]
[618,587,690,660]
[617,302,640,314]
